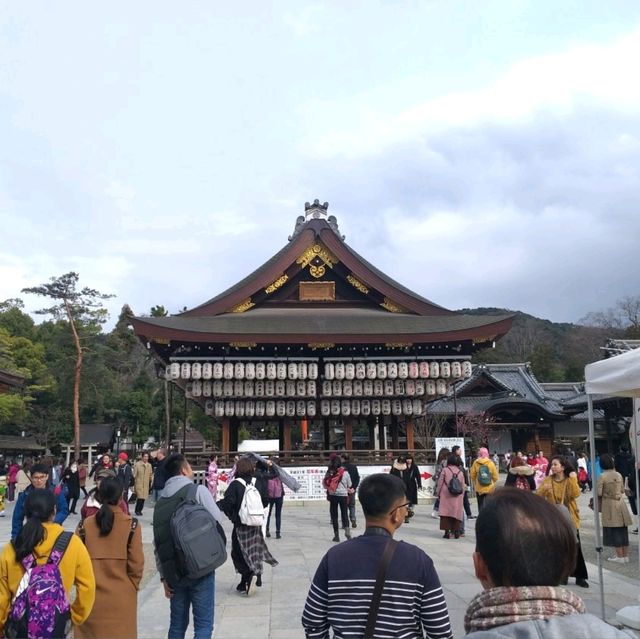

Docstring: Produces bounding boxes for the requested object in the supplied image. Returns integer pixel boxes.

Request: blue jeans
[168,572,215,639]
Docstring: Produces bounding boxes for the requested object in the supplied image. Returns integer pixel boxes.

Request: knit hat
[118,452,128,461]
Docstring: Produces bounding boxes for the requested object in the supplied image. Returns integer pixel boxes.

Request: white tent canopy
[585,346,640,628]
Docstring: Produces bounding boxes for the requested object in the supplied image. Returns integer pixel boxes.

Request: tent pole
[587,395,605,620]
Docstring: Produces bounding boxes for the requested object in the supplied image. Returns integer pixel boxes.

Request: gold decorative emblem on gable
[296,243,339,279]
[229,342,257,348]
[299,281,335,301]
[472,334,497,344]
[380,298,405,313]
[308,342,335,350]
[264,274,289,294]
[385,342,413,348]
[151,337,171,345]
[346,274,369,294]
[229,298,255,313]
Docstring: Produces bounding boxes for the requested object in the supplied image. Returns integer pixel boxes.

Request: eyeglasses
[31,475,48,482]
[390,502,411,515]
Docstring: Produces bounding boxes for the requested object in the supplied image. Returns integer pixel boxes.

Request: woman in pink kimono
[534,451,549,488]
[206,453,219,499]
[436,452,466,539]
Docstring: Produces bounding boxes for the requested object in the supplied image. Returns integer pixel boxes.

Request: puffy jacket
[11,484,69,539]
[470,458,499,495]
[464,612,630,638]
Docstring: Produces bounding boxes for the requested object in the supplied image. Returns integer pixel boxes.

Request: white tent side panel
[584,347,640,398]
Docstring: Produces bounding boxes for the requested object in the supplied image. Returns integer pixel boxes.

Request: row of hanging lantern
[169,360,472,382]
[185,377,451,399]
[204,398,426,418]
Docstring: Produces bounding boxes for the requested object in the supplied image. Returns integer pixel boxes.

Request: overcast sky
[2,2,640,328]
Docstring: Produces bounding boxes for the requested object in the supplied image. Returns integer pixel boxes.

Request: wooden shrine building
[131,201,513,455]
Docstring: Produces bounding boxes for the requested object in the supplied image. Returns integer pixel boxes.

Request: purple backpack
[5,531,73,639]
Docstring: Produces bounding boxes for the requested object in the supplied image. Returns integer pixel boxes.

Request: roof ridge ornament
[289,199,345,241]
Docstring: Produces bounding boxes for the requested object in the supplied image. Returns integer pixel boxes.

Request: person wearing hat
[115,453,134,514]
[80,467,129,519]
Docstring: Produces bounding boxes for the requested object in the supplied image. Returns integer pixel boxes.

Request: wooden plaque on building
[299,281,336,301]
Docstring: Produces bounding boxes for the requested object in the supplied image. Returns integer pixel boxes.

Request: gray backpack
[170,484,227,579]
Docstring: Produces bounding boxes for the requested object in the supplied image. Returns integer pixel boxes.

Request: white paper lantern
[345,363,355,380]
[382,399,391,416]
[285,401,295,417]
[255,363,266,380]
[361,400,371,416]
[297,381,306,396]
[170,363,180,379]
[374,380,384,396]
[276,363,287,380]
[436,379,448,395]
[419,362,430,378]
[402,399,412,415]
[332,380,342,396]
[297,362,307,379]
[191,381,202,397]
[408,362,419,379]
[351,400,361,416]
[371,399,381,415]
[266,401,276,417]
[202,381,212,397]
[331,400,341,416]
[286,381,296,396]
[343,381,353,397]
[307,381,317,396]
[246,401,255,418]
[202,363,213,380]
[392,400,402,416]
[223,381,233,396]
[256,401,265,417]
[234,381,244,396]
[398,362,408,379]
[275,381,286,397]
[165,366,172,381]
[322,380,332,397]
[254,381,264,397]
[222,363,233,379]
[426,380,437,396]
[366,362,377,379]
[212,381,223,396]
[414,380,425,395]
[404,380,415,396]
[324,363,335,380]
[308,363,318,379]
[181,363,191,379]
[288,363,298,379]
[387,362,398,379]
[245,362,255,380]
[231,362,242,379]
[266,362,277,380]
[191,363,202,379]
[335,363,345,380]
[394,380,405,395]
[413,399,423,415]
[355,363,366,379]
[440,362,451,379]
[462,361,473,378]
[353,380,363,396]
[429,362,440,378]
[213,362,224,379]
[214,401,224,417]
[384,380,394,396]
[296,401,306,416]
[363,380,374,396]
[265,381,275,397]
[235,402,245,418]
[376,362,387,379]
[321,400,331,417]
[205,400,214,416]
[307,401,317,417]
[225,400,235,416]
[341,400,351,416]
[244,381,254,397]
[451,361,462,378]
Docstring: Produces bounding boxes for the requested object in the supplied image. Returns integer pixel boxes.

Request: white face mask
[71,464,78,472]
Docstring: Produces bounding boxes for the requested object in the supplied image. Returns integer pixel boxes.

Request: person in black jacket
[151,448,168,501]
[62,460,81,514]
[341,454,360,528]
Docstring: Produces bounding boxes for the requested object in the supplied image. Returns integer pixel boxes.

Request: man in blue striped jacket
[302,473,452,638]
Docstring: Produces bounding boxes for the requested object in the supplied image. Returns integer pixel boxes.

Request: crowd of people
[0,444,636,638]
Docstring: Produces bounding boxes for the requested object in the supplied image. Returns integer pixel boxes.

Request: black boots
[332,521,340,542]
[344,526,351,539]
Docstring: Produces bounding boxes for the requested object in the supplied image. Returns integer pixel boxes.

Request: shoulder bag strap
[128,518,139,548]
[50,531,73,565]
[364,538,398,638]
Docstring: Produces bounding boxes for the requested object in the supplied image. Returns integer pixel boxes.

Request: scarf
[464,585,585,633]
[242,452,301,492]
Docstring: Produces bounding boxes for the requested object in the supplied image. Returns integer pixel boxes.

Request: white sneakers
[430,510,439,519]
[607,556,629,563]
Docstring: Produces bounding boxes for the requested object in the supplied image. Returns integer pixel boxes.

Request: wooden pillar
[344,419,354,451]
[282,418,292,453]
[230,418,239,452]
[323,418,330,450]
[406,418,414,451]
[221,417,230,454]
[391,416,399,450]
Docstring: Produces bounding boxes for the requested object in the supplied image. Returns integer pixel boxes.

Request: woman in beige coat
[75,477,144,639]
[598,453,633,563]
[133,452,153,516]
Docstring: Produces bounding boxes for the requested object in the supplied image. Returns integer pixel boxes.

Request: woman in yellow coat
[0,489,95,636]
[536,455,589,588]
[75,477,144,639]
[469,447,499,511]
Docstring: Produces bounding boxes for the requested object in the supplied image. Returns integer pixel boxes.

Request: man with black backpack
[153,454,225,639]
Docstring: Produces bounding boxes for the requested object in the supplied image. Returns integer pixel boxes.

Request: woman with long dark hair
[537,455,589,588]
[0,489,95,637]
[323,455,352,542]
[75,477,144,639]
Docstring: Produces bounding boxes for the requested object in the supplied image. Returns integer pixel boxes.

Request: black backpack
[170,484,227,580]
[447,470,463,496]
